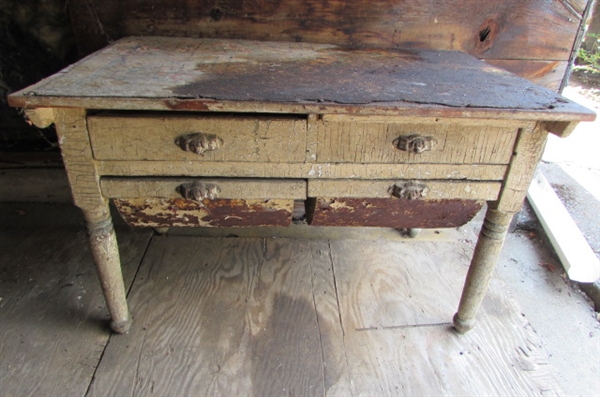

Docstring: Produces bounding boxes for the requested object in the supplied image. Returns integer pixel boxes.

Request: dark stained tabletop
[9,36,595,120]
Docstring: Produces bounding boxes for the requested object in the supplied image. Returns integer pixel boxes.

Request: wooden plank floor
[0,204,562,396]
[0,203,152,397]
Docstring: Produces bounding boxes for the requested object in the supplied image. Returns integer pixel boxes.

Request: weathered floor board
[87,234,561,397]
[0,203,563,396]
[0,204,152,397]
[329,239,561,396]
[87,237,339,397]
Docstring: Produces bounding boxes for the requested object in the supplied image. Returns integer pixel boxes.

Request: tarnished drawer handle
[175,132,223,155]
[393,134,437,154]
[390,181,429,200]
[176,182,221,201]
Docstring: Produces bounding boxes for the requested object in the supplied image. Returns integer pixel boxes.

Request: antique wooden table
[9,37,595,334]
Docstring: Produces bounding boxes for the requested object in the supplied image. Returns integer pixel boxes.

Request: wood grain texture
[101,178,307,199]
[496,123,549,213]
[321,115,531,127]
[88,113,308,162]
[485,60,569,92]
[67,0,585,62]
[306,114,319,162]
[454,208,514,333]
[86,237,338,397]
[0,203,151,397]
[97,161,509,181]
[82,235,562,396]
[55,108,133,333]
[329,238,562,396]
[10,97,595,123]
[8,37,595,124]
[540,120,579,138]
[53,108,107,219]
[318,120,518,164]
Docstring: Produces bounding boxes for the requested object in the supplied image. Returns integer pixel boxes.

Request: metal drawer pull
[175,132,223,155]
[393,134,437,154]
[176,182,221,201]
[390,181,429,200]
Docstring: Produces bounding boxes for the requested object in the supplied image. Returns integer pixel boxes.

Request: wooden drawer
[317,116,521,164]
[103,178,306,228]
[113,198,297,228]
[306,197,484,228]
[88,113,308,162]
[306,177,498,228]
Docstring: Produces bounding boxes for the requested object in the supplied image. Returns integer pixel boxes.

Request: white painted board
[527,169,600,282]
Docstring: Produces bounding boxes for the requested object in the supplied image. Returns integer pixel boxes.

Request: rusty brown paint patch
[306,197,483,228]
[113,198,293,227]
[164,99,212,111]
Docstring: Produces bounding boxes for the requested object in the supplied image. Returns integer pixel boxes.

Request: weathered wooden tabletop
[8,36,595,121]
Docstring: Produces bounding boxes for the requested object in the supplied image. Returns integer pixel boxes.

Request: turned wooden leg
[85,211,132,334]
[52,108,132,333]
[453,206,514,333]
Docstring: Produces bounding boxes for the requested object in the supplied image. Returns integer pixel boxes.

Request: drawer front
[88,113,307,162]
[308,179,500,200]
[113,198,295,228]
[306,197,483,228]
[317,119,519,164]
[101,178,307,200]
[105,177,305,228]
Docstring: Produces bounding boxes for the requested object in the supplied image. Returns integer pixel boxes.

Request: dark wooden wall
[1,0,75,153]
[68,0,593,91]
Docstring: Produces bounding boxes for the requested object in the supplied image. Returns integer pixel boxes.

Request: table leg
[453,206,514,333]
[84,209,132,334]
[52,108,132,333]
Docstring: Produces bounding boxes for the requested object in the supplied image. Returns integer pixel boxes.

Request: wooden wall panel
[484,60,569,91]
[66,0,591,91]
[68,0,586,60]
